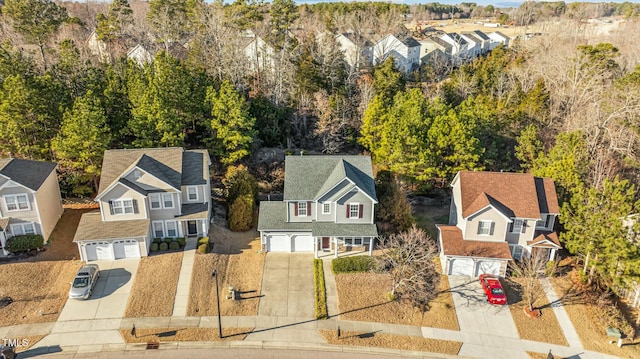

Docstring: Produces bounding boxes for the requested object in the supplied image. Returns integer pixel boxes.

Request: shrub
[6,234,44,253]
[198,237,209,245]
[159,242,168,251]
[545,260,557,277]
[331,256,374,274]
[169,241,180,250]
[153,238,162,243]
[197,243,208,254]
[164,237,173,243]
[228,195,254,231]
[224,165,258,205]
[150,242,159,252]
[314,259,328,319]
[176,237,186,247]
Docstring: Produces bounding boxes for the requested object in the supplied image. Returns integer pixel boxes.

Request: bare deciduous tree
[509,251,547,313]
[375,225,440,311]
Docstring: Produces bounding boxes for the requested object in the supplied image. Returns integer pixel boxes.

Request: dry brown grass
[0,261,81,326]
[319,329,461,355]
[29,209,93,262]
[549,274,640,357]
[125,252,183,317]
[504,278,568,346]
[527,352,564,359]
[188,234,265,316]
[119,327,251,343]
[335,272,459,330]
[13,335,45,353]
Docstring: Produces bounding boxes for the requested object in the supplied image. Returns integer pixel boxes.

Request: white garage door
[267,234,291,252]
[449,258,474,276]
[291,235,314,252]
[84,241,114,261]
[476,260,501,277]
[113,239,141,259]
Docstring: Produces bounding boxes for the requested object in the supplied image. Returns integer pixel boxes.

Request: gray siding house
[0,158,64,255]
[258,155,378,257]
[437,171,561,277]
[74,147,211,261]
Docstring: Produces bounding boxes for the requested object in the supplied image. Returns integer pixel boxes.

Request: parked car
[479,274,507,305]
[69,264,100,300]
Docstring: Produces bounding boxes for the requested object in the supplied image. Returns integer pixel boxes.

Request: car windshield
[73,277,89,288]
[491,287,504,296]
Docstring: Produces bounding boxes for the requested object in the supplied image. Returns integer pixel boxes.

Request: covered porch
[527,231,562,261]
[175,203,210,238]
[312,222,378,258]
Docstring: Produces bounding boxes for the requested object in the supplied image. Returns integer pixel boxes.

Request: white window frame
[10,223,36,236]
[162,193,174,209]
[4,194,30,212]
[153,221,164,238]
[349,203,360,219]
[478,220,492,236]
[149,194,161,210]
[510,245,523,260]
[165,221,178,237]
[297,202,307,217]
[511,219,524,234]
[322,202,331,214]
[187,186,199,202]
[134,170,141,179]
[112,199,134,215]
[537,214,554,229]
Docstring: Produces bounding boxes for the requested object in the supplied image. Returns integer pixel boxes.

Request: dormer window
[346,203,363,219]
[323,203,331,214]
[297,202,308,216]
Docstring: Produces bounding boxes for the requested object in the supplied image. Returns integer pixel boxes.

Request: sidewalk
[539,276,583,348]
[171,237,198,317]
[322,258,339,317]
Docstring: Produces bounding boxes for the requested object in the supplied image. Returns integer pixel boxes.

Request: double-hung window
[511,219,525,233]
[323,203,331,214]
[349,203,360,218]
[297,202,307,216]
[5,194,29,211]
[163,193,174,208]
[187,186,198,201]
[510,245,523,260]
[11,223,35,236]
[478,220,492,235]
[166,221,177,237]
[153,221,164,238]
[111,199,135,215]
[150,194,161,209]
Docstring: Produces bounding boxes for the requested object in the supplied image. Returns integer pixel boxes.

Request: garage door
[267,234,291,252]
[291,235,314,252]
[449,258,474,276]
[476,260,501,277]
[84,242,114,261]
[113,239,141,259]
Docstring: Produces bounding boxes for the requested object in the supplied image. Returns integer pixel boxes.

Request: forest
[1,0,640,294]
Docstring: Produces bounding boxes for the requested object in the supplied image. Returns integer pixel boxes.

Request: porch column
[549,248,557,261]
[334,237,338,258]
[201,220,207,236]
[0,234,7,256]
[368,237,374,256]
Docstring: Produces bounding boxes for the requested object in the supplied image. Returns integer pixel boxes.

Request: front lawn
[335,272,459,330]
[0,261,81,326]
[504,277,568,346]
[124,252,183,317]
[188,237,265,316]
[119,327,251,343]
[319,329,462,355]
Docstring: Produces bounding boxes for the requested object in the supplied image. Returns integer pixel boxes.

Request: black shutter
[509,220,514,233]
[490,222,495,236]
[359,204,363,218]
[477,222,482,235]
[109,200,114,215]
[521,220,526,234]
[132,199,139,214]
[294,202,298,216]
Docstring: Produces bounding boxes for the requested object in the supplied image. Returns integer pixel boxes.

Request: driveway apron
[257,253,315,318]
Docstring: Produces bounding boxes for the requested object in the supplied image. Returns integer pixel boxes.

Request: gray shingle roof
[73,211,150,242]
[471,30,490,41]
[182,150,208,186]
[257,201,378,237]
[0,158,57,191]
[176,203,209,220]
[283,155,376,202]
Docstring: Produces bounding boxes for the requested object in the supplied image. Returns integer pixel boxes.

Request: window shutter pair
[345,203,364,219]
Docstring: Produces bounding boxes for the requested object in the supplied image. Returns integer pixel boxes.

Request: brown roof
[528,231,562,248]
[458,171,556,219]
[535,177,560,214]
[73,211,150,242]
[0,218,10,231]
[438,225,512,259]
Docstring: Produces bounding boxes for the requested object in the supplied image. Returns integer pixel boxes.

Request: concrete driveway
[57,259,139,321]
[257,253,314,318]
[448,275,521,358]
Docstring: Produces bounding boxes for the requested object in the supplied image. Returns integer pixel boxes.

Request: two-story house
[258,155,378,257]
[437,171,561,277]
[73,147,211,261]
[335,32,373,69]
[372,34,421,74]
[0,158,64,255]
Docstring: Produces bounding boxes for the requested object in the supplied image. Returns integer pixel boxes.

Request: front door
[187,220,198,236]
[322,237,330,250]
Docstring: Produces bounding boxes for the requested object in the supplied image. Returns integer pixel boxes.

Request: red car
[479,274,507,305]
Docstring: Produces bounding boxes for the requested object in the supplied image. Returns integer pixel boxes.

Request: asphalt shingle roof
[0,158,57,191]
[283,155,376,202]
[181,150,208,186]
[73,211,150,242]
[438,225,512,259]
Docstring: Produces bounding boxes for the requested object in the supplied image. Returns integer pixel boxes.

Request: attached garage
[267,234,291,252]
[84,241,114,261]
[476,260,501,276]
[291,234,314,252]
[449,258,474,276]
[113,239,141,259]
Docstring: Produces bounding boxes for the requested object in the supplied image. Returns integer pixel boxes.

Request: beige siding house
[437,171,561,277]
[0,159,63,255]
[258,155,378,257]
[73,147,211,261]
